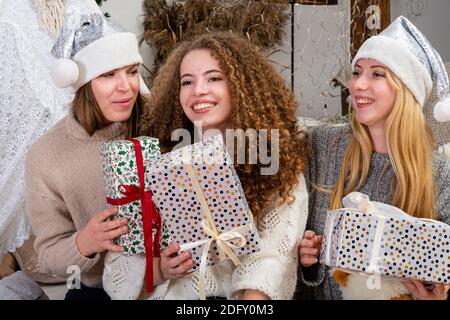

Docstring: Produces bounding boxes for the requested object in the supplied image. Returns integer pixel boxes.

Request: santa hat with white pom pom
[50,11,149,94]
[352,16,450,122]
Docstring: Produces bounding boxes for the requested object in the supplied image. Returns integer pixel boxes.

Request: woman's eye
[129,69,138,75]
[181,80,192,86]
[209,76,222,82]
[102,72,114,78]
[352,71,360,77]
[373,72,385,78]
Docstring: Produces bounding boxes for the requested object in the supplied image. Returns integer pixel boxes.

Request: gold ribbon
[179,149,252,300]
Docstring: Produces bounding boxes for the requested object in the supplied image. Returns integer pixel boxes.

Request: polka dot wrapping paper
[320,192,450,284]
[146,134,260,272]
[100,136,171,256]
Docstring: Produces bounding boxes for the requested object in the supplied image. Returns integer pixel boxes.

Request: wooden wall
[350,0,391,58]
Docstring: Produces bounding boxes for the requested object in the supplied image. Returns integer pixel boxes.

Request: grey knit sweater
[295,125,450,300]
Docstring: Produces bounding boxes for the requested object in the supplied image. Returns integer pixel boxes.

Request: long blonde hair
[330,70,436,219]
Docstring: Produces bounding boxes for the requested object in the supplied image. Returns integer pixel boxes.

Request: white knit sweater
[103,175,308,300]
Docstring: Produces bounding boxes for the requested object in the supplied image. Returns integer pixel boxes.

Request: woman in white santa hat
[297,15,450,300]
[24,6,150,299]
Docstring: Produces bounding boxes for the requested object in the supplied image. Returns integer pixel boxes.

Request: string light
[291,0,349,117]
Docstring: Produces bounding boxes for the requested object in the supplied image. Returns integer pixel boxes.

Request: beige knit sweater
[25,112,124,288]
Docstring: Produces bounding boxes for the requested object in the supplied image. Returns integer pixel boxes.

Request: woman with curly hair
[103,32,309,300]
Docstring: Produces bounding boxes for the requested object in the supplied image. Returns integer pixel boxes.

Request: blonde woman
[296,16,450,300]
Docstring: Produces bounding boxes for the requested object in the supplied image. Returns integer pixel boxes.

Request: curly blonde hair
[140,32,307,218]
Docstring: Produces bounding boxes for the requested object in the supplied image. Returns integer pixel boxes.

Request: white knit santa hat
[50,11,149,94]
[352,16,450,122]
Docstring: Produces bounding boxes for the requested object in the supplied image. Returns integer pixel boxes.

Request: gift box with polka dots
[146,135,260,272]
[321,209,450,284]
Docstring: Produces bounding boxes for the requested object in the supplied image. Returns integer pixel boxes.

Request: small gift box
[100,136,169,293]
[321,192,450,284]
[147,135,260,297]
[100,136,165,255]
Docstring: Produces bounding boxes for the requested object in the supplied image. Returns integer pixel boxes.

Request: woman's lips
[355,97,375,109]
[356,103,372,109]
[113,98,132,108]
[191,102,216,114]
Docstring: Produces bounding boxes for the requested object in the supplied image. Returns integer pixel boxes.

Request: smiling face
[90,64,140,123]
[349,58,396,131]
[179,49,232,132]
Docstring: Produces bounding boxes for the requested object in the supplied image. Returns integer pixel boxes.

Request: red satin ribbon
[106,138,161,293]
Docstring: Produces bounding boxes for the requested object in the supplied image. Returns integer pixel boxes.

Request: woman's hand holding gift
[76,207,128,257]
[403,280,449,300]
[159,244,193,280]
[298,230,323,268]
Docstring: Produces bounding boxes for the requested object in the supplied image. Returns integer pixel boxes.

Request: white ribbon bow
[179,218,252,300]
[178,150,253,300]
[324,192,446,274]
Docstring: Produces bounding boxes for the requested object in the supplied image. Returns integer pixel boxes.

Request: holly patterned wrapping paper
[146,135,260,272]
[321,192,450,284]
[100,136,170,255]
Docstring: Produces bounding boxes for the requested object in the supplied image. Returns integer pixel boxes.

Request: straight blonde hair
[330,70,436,219]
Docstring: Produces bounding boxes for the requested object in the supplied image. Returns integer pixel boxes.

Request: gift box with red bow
[100,137,168,255]
[100,137,170,292]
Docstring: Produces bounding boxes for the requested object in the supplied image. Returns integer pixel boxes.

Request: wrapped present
[100,136,168,292]
[147,134,260,299]
[321,192,450,284]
